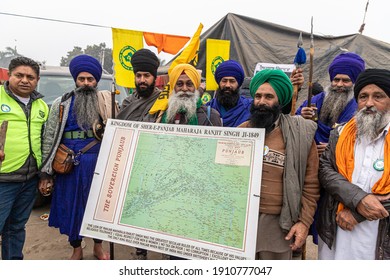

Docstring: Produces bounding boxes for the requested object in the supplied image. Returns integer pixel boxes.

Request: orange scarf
[335,118,390,212]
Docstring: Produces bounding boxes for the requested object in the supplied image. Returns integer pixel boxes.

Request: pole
[290,32,306,115]
[307,17,314,107]
[109,82,118,260]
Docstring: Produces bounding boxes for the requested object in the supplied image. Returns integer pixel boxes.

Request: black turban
[131,49,159,78]
[354,68,390,100]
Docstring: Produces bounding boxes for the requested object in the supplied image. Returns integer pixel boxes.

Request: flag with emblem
[149,23,204,114]
[112,28,143,88]
[206,39,230,90]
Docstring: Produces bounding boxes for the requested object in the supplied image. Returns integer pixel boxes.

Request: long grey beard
[73,86,100,131]
[356,106,390,142]
[319,85,354,126]
[166,90,199,123]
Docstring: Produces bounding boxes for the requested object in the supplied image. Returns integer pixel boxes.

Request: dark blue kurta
[207,96,252,127]
[49,97,101,242]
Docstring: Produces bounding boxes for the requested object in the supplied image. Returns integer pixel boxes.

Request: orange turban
[169,64,200,94]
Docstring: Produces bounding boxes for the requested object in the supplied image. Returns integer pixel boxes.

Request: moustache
[362,106,377,114]
[75,85,97,95]
[329,85,351,94]
[251,104,274,113]
[176,91,195,98]
[220,87,234,94]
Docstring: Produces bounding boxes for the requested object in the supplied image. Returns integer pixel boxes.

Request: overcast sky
[0,0,387,66]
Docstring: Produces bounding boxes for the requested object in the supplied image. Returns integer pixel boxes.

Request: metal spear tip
[310,16,314,46]
[297,32,303,48]
[311,17,314,35]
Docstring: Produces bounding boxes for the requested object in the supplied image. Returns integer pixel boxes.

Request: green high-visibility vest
[0,86,49,173]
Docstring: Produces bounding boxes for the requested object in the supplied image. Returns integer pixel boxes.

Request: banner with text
[254,62,295,76]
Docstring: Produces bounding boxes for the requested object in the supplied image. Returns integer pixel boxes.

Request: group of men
[0,47,389,260]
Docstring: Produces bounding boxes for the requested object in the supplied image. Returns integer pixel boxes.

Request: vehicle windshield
[37,74,128,106]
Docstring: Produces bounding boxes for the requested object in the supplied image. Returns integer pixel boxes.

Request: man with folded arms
[317,69,390,260]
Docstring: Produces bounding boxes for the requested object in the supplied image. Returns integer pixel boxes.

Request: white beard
[319,85,354,126]
[356,106,390,142]
[166,90,199,123]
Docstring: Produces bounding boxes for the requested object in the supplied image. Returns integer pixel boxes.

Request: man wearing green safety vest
[0,56,49,259]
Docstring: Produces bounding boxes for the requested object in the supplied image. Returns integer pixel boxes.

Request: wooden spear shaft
[307,17,314,107]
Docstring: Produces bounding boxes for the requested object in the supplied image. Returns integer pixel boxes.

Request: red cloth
[0,68,9,81]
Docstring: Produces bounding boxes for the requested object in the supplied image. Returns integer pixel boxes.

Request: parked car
[36,65,128,106]
[33,65,129,208]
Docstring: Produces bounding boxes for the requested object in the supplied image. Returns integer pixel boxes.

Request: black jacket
[317,124,390,259]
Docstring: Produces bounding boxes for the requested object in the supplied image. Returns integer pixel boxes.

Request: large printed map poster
[81,119,265,260]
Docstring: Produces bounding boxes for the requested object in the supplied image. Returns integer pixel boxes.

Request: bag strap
[79,139,99,155]
[73,139,100,166]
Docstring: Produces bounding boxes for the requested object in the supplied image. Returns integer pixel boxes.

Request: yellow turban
[148,64,201,114]
[169,64,201,94]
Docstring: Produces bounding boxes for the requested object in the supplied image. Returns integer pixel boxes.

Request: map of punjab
[120,131,253,250]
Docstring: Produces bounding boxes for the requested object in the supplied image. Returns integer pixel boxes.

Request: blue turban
[328,52,365,83]
[69,54,102,83]
[214,60,245,87]
[249,69,293,108]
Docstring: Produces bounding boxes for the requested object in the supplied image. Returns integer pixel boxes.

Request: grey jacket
[317,124,390,259]
[40,92,73,176]
[116,87,161,122]
[278,114,319,231]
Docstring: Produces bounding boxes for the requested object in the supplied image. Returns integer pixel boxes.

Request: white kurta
[319,123,389,260]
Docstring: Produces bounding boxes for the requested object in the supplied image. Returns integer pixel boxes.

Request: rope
[0,11,110,29]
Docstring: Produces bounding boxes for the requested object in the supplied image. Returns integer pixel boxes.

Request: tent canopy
[167,13,390,100]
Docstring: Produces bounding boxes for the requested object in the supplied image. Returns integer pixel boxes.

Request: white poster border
[81,120,265,260]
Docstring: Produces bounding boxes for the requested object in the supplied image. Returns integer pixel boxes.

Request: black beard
[136,80,155,98]
[249,103,281,132]
[216,87,240,110]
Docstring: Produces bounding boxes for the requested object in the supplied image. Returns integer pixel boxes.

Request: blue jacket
[207,96,252,127]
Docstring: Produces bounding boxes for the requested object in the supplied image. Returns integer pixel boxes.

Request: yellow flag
[112,28,143,88]
[168,23,203,75]
[149,23,204,114]
[206,39,230,90]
